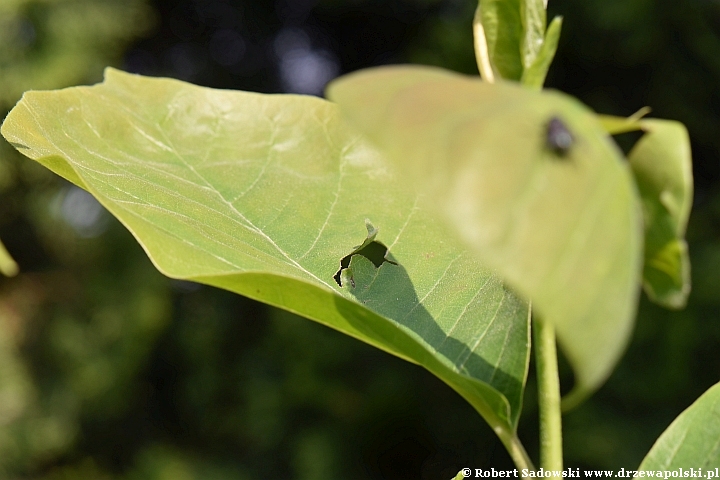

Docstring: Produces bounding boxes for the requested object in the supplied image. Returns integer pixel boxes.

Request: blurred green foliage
[0,0,164,477]
[0,0,154,108]
[1,0,720,478]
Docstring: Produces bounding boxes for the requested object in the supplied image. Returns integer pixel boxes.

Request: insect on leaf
[327,65,643,406]
[545,116,574,156]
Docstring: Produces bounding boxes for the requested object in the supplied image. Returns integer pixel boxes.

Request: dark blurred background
[1,0,719,478]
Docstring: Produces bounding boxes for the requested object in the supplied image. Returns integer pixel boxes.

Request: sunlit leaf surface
[1,69,530,437]
[328,65,643,406]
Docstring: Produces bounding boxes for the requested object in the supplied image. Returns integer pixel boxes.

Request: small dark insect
[545,116,574,156]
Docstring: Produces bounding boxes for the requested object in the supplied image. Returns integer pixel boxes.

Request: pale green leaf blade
[521,16,563,89]
[1,68,531,434]
[475,0,524,81]
[638,381,720,471]
[327,65,643,405]
[628,119,693,309]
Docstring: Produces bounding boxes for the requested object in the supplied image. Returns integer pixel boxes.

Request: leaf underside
[0,68,531,434]
[327,65,643,406]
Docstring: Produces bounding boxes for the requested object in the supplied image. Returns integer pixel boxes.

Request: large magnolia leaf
[327,65,643,406]
[638,381,720,471]
[1,69,531,441]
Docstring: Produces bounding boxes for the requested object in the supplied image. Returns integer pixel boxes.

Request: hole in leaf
[333,240,397,287]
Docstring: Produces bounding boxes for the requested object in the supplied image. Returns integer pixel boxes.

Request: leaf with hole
[1,68,532,447]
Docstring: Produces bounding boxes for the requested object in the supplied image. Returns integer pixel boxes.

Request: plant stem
[534,315,563,474]
[495,428,535,477]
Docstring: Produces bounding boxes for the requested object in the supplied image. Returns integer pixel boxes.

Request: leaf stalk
[495,426,535,478]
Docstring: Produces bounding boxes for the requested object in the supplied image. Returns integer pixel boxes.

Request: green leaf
[0,238,19,277]
[638,381,720,471]
[627,119,693,309]
[521,16,563,89]
[474,0,560,88]
[1,68,531,440]
[599,113,692,309]
[474,0,524,82]
[520,0,547,72]
[327,65,643,407]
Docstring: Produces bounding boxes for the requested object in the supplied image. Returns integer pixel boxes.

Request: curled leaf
[628,119,693,309]
[599,114,693,309]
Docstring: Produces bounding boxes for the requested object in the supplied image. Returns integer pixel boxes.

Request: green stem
[534,315,563,474]
[509,439,535,479]
[495,428,535,477]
